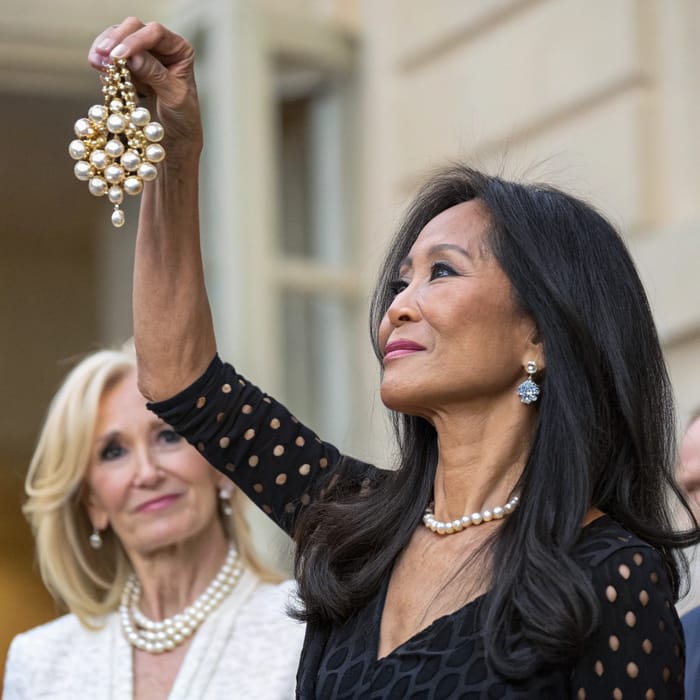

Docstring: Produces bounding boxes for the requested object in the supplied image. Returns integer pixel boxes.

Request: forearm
[87,19,216,402]
[134,145,216,402]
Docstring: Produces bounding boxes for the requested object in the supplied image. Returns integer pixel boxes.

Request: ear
[522,322,545,373]
[215,473,235,494]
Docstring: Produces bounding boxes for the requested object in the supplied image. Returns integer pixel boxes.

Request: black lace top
[149,355,685,699]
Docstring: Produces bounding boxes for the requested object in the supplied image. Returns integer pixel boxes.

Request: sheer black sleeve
[571,544,684,699]
[147,354,375,536]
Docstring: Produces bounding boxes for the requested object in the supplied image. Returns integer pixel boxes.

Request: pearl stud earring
[219,488,233,517]
[89,526,103,549]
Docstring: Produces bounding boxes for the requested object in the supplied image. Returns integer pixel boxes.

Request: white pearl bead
[121,150,141,171]
[451,519,463,531]
[105,139,125,158]
[461,515,472,527]
[88,104,108,123]
[74,118,92,138]
[119,545,240,654]
[493,507,504,519]
[104,164,125,184]
[68,140,87,160]
[130,107,151,127]
[109,99,124,113]
[74,161,93,181]
[144,121,165,142]
[107,113,127,134]
[111,208,126,228]
[108,186,123,205]
[89,150,109,170]
[88,177,107,197]
[123,176,143,195]
[482,510,493,522]
[471,512,483,525]
[145,143,165,163]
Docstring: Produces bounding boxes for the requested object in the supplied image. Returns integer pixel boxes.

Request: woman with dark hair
[87,19,698,699]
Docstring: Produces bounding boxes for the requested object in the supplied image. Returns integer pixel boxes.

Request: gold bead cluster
[69,59,165,228]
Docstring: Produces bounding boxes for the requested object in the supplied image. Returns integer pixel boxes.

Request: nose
[386,285,421,327]
[132,447,163,487]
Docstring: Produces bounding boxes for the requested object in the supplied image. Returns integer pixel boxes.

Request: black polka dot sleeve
[571,544,684,699]
[147,354,363,536]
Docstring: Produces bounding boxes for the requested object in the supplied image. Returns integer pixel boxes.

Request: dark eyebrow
[398,243,473,270]
[428,243,473,259]
[94,430,121,449]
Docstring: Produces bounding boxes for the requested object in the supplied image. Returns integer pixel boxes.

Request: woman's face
[679,416,700,512]
[84,370,227,556]
[378,200,541,419]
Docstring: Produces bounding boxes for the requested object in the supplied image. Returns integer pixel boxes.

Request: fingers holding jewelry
[88,17,145,70]
[89,20,200,143]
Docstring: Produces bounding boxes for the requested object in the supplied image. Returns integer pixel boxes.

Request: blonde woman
[4,345,304,699]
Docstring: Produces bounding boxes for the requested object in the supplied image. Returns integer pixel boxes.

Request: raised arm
[89,18,215,401]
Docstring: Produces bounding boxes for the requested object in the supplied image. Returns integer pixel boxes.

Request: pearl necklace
[119,544,242,653]
[423,495,520,535]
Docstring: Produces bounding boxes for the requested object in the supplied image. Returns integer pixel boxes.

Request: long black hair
[294,164,698,677]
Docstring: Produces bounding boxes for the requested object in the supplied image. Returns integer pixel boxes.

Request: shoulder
[571,517,684,697]
[682,605,700,643]
[8,613,86,656]
[4,614,112,697]
[574,515,673,598]
[683,606,700,697]
[576,516,677,632]
[244,578,303,624]
[574,515,659,569]
[238,579,305,642]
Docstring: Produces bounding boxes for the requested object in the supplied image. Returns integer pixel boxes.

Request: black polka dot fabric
[149,355,685,699]
[314,521,684,699]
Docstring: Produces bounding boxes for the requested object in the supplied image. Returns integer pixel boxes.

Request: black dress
[150,355,685,699]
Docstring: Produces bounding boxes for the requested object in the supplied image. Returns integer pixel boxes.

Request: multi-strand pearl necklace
[119,544,242,653]
[423,495,520,535]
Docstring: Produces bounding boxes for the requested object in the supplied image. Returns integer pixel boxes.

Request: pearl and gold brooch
[69,59,165,228]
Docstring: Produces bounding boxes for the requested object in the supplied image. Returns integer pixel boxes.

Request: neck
[429,398,537,521]
[128,524,230,619]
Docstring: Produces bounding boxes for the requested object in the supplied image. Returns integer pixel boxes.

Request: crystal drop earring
[517,360,541,404]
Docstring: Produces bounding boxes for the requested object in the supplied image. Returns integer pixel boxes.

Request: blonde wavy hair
[24,343,278,628]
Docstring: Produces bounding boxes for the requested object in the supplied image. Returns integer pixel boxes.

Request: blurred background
[2,0,700,681]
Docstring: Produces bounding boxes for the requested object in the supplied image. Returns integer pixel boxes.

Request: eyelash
[389,262,457,295]
[100,441,124,461]
[98,430,181,461]
[158,429,182,444]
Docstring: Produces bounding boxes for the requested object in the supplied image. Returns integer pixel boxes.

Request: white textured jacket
[3,571,304,699]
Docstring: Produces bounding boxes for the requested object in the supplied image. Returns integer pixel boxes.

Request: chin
[380,383,427,418]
